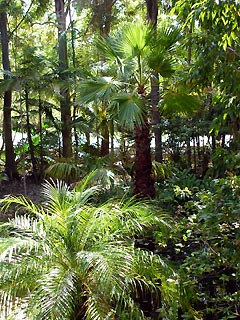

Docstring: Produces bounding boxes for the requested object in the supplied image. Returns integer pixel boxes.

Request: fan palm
[77,19,182,198]
[0,174,179,319]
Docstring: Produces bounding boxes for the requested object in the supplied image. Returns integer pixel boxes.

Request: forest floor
[0,180,43,222]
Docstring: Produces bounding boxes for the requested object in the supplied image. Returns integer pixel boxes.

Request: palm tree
[0,173,179,319]
[78,19,181,198]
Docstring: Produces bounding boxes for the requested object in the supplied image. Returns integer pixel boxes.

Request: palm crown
[78,19,181,128]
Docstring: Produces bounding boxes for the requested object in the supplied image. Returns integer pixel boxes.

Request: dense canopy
[0,0,239,319]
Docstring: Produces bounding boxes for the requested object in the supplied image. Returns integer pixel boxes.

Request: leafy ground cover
[0,170,239,319]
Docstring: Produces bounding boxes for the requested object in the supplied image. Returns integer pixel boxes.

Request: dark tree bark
[134,121,155,199]
[92,0,114,36]
[25,89,38,183]
[55,0,72,158]
[0,2,18,180]
[146,0,162,162]
[38,94,44,180]
[129,0,159,198]
[146,0,158,27]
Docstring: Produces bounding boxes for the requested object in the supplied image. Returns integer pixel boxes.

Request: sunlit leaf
[111,93,145,129]
[77,77,121,104]
[161,91,200,115]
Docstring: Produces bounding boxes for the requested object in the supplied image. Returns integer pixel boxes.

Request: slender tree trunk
[212,134,216,151]
[38,94,44,180]
[152,79,162,162]
[55,0,72,158]
[134,121,155,199]
[100,103,109,156]
[69,4,79,159]
[186,138,191,168]
[193,137,197,172]
[97,0,114,156]
[0,2,18,180]
[92,0,114,156]
[232,117,239,141]
[110,119,114,153]
[25,89,38,183]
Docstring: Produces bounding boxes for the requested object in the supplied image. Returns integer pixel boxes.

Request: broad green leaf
[161,91,200,115]
[96,34,124,65]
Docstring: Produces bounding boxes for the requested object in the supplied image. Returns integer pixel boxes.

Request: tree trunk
[38,94,44,180]
[94,0,114,156]
[25,89,38,183]
[100,120,109,156]
[146,0,162,162]
[152,81,162,162]
[134,121,155,199]
[55,0,72,158]
[93,0,113,36]
[146,0,158,25]
[100,103,109,156]
[186,138,191,168]
[0,2,18,180]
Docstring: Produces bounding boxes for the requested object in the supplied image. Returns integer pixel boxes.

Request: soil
[0,179,43,222]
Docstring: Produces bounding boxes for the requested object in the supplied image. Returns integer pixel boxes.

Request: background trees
[0,0,238,185]
[0,1,240,318]
[0,1,18,180]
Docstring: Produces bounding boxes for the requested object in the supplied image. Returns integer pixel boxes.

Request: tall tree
[146,0,163,162]
[79,21,181,198]
[0,1,18,180]
[92,0,115,156]
[55,0,72,158]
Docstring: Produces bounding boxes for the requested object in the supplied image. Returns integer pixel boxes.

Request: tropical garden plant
[0,172,182,320]
[155,173,240,319]
[77,18,185,199]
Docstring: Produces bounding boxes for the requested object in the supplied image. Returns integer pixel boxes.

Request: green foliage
[156,168,202,212]
[0,173,180,320]
[207,146,240,178]
[157,172,240,319]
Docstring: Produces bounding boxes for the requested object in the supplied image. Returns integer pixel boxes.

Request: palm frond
[0,172,179,319]
[110,93,145,129]
[156,22,182,52]
[32,268,77,320]
[0,195,42,217]
[84,293,115,320]
[120,22,151,58]
[96,35,123,66]
[41,179,71,214]
[0,78,19,93]
[77,77,121,104]
[45,161,82,182]
[148,50,176,77]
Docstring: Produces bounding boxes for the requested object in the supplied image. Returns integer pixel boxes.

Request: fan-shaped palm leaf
[110,93,145,129]
[148,49,176,77]
[156,23,182,52]
[120,22,152,58]
[96,34,124,65]
[77,77,121,104]
[45,161,83,183]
